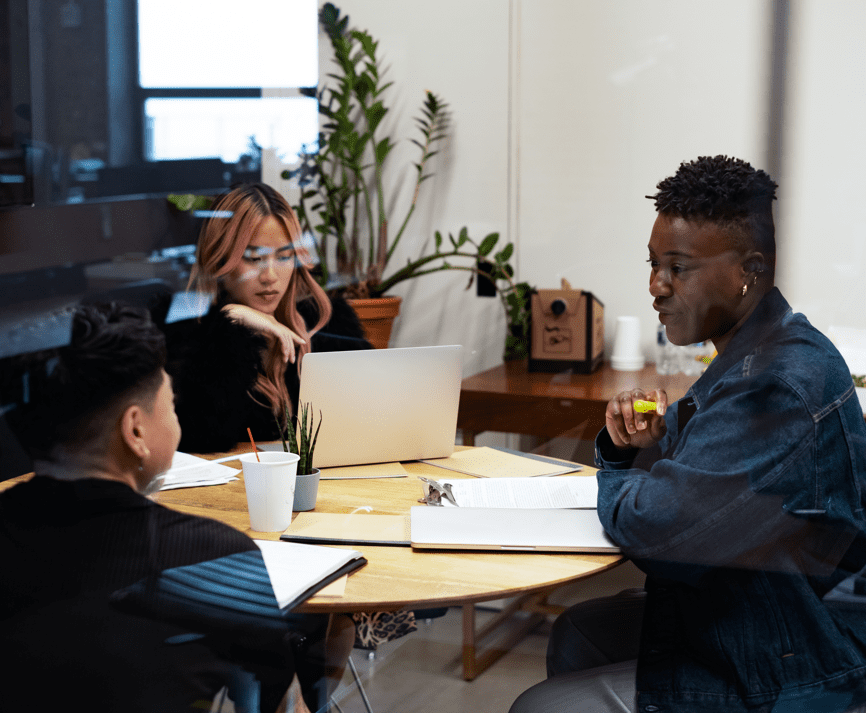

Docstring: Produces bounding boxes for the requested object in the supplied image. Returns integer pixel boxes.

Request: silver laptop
[297,345,463,467]
[410,507,620,553]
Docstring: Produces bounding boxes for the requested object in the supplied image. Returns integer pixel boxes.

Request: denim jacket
[596,288,866,713]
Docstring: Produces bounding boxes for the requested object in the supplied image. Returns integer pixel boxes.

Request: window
[137,0,319,165]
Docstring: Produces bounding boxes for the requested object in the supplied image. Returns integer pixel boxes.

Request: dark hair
[648,155,778,266]
[2,303,166,459]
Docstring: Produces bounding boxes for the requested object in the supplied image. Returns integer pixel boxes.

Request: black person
[510,156,866,713]
[0,303,348,713]
[163,182,369,454]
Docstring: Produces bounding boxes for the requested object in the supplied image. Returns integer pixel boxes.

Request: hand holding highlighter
[633,399,658,413]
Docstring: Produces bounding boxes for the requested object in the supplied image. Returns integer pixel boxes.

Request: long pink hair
[189,183,332,418]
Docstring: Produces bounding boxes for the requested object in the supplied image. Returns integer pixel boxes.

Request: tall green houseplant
[284,4,532,359]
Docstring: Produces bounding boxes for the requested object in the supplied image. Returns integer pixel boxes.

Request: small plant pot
[347,296,402,349]
[293,468,321,512]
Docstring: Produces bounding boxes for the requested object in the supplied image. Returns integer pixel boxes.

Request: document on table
[420,475,598,509]
[421,446,583,478]
[318,462,409,480]
[159,452,240,490]
[254,539,366,610]
[281,512,412,546]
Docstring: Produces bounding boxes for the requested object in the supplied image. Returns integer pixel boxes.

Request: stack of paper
[421,475,598,509]
[159,452,240,490]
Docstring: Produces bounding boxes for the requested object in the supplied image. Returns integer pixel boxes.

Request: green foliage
[166,193,213,212]
[281,4,536,357]
[278,402,322,475]
[853,374,866,388]
[284,3,453,298]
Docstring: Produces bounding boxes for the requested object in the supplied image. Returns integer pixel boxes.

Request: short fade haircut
[648,155,778,269]
[2,303,167,460]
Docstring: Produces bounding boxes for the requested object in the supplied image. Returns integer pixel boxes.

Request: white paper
[431,475,598,509]
[254,539,362,609]
[159,451,240,490]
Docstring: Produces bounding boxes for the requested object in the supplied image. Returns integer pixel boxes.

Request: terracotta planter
[348,296,402,349]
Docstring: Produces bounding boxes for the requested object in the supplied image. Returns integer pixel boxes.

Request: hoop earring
[742,284,748,297]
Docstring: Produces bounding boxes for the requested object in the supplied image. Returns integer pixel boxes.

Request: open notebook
[410,506,620,553]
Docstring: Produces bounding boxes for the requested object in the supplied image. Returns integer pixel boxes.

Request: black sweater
[0,476,301,712]
[163,295,370,454]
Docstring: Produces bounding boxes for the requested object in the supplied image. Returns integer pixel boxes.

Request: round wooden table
[157,457,623,612]
[156,451,625,679]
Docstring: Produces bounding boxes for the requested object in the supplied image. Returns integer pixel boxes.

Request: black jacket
[0,476,308,713]
[164,295,370,454]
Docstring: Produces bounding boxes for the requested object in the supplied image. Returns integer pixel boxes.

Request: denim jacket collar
[688,287,791,410]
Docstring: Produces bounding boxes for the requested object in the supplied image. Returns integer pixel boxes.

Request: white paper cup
[611,316,646,371]
[239,451,300,531]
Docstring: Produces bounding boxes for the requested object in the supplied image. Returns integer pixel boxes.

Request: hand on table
[605,388,668,450]
[222,304,306,364]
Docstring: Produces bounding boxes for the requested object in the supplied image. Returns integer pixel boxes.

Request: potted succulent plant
[284,3,532,356]
[278,401,321,476]
[277,402,323,511]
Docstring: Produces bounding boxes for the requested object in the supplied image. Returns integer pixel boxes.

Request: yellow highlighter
[633,400,658,413]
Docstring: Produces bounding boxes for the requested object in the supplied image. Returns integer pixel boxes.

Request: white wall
[516,0,769,359]
[265,1,866,376]
[779,1,866,335]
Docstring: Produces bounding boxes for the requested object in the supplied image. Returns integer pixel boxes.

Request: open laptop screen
[297,345,463,467]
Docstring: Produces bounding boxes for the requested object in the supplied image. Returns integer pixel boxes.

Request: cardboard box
[528,288,604,373]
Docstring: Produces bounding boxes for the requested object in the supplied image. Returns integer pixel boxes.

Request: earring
[742,284,748,297]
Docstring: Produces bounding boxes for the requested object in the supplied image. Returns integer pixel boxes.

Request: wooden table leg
[460,596,548,681]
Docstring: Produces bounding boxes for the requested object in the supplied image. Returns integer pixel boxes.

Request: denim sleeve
[595,372,856,577]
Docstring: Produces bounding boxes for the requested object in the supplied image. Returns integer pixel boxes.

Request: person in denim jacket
[511,156,866,713]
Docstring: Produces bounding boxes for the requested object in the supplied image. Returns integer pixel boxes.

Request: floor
[327,561,645,713]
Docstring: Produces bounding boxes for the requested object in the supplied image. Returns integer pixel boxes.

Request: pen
[633,399,658,413]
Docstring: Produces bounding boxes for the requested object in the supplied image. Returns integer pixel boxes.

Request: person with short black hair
[510,156,866,713]
[0,303,339,713]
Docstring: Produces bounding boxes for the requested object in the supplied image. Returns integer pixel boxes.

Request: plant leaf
[478,232,499,256]
[375,137,393,163]
[495,242,514,263]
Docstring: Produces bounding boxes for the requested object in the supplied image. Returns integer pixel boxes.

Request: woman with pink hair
[165,183,369,453]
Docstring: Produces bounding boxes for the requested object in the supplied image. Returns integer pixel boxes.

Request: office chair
[111,549,326,713]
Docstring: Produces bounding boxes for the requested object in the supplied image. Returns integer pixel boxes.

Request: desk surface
[152,453,622,613]
[458,360,697,443]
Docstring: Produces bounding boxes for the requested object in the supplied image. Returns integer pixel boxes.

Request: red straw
[247,428,260,462]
